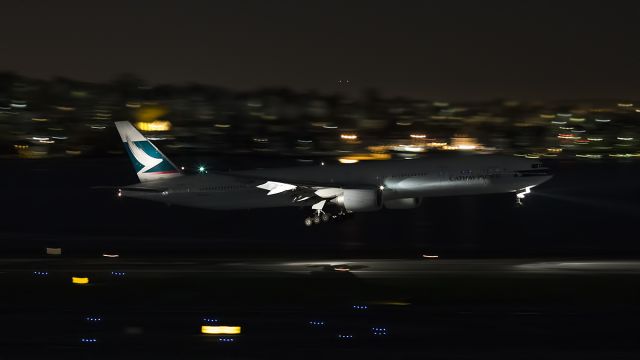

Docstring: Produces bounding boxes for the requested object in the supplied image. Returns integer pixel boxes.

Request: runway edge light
[201,326,241,335]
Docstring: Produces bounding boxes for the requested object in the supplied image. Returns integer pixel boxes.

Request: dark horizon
[1,0,640,101]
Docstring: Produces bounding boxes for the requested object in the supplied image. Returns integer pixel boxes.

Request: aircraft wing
[217,171,375,204]
[217,171,373,191]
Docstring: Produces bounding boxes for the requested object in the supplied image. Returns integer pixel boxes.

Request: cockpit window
[531,163,545,168]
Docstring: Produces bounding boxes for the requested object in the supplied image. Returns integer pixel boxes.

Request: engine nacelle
[331,189,382,212]
[384,197,422,209]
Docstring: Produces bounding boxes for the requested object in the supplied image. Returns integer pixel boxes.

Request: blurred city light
[0,73,638,161]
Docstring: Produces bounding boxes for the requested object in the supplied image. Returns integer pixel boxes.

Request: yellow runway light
[72,277,89,285]
[201,326,241,335]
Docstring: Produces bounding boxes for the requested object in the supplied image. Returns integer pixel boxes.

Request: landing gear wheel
[313,216,321,225]
[321,213,330,222]
[304,217,313,227]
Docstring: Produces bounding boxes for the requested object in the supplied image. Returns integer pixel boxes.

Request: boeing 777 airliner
[114,121,552,226]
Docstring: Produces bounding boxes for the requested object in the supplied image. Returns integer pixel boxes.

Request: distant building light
[135,120,172,132]
[340,134,358,141]
[392,145,425,153]
[338,158,359,164]
[201,326,241,335]
[457,145,477,150]
[432,101,449,107]
[595,118,611,123]
[617,103,634,107]
[410,134,426,139]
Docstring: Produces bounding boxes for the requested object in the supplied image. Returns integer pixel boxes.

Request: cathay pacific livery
[114,121,552,226]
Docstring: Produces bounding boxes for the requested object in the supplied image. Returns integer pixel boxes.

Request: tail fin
[114,121,182,182]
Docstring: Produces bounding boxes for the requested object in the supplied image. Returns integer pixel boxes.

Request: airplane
[113,121,552,226]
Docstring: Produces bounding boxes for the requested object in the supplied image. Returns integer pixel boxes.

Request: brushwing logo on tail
[126,136,163,174]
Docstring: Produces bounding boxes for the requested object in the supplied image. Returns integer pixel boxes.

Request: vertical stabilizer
[114,121,182,182]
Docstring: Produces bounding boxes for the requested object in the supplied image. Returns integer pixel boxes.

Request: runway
[2,256,640,358]
[4,257,640,276]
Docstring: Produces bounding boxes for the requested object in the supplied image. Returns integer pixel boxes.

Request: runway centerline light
[201,326,241,335]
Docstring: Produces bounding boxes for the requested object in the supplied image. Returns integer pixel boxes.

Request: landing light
[198,166,207,173]
[516,186,533,199]
[379,185,385,191]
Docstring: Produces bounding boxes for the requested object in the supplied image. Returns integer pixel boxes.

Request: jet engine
[384,197,422,209]
[331,189,382,212]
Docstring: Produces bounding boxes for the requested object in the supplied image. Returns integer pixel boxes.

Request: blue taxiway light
[372,327,388,336]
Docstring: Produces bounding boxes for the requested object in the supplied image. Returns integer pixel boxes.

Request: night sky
[1,0,639,100]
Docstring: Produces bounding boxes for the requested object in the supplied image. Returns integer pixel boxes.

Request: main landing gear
[304,210,331,226]
[304,208,349,226]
